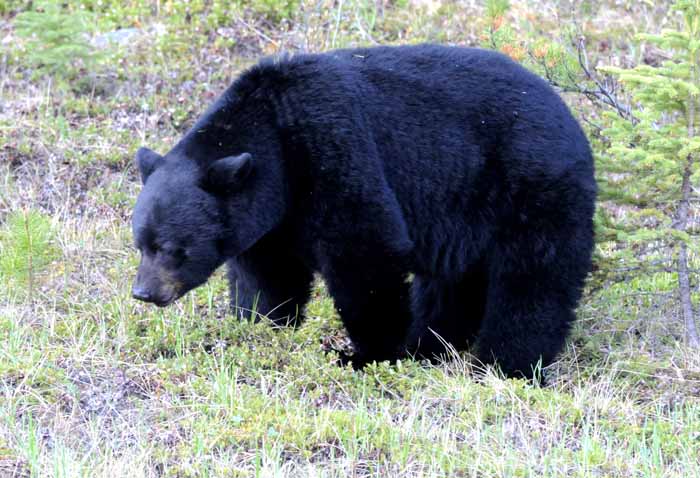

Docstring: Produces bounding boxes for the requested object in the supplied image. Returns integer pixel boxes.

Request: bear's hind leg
[475,239,589,380]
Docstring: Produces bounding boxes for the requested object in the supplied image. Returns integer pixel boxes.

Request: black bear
[131,44,595,379]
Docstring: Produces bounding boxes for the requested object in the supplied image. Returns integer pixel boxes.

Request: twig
[530,35,638,125]
[235,16,279,49]
[575,37,638,124]
[24,209,34,305]
[331,0,345,49]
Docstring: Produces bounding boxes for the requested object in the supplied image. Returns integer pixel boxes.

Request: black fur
[131,44,596,379]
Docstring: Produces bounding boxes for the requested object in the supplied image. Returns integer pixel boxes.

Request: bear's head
[131,146,282,307]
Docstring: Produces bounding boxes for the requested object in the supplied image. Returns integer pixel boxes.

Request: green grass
[1,0,699,476]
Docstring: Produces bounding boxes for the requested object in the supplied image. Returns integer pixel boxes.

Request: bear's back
[268,45,586,166]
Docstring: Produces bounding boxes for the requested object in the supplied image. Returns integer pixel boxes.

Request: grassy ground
[1,1,699,476]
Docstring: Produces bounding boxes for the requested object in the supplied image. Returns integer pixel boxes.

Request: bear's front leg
[227,231,313,326]
[320,251,413,368]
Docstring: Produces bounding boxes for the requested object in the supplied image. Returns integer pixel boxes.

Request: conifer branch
[679,39,700,347]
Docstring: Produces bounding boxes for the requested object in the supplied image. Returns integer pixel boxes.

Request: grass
[1,0,699,476]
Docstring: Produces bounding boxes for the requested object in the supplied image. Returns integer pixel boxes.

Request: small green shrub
[599,0,700,346]
[241,0,301,22]
[13,0,100,78]
[0,0,30,15]
[0,210,56,298]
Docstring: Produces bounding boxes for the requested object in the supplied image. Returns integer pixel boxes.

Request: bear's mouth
[152,291,183,307]
[153,298,174,307]
[150,277,186,307]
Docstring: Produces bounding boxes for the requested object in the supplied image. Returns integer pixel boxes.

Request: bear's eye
[172,248,186,260]
[162,245,187,262]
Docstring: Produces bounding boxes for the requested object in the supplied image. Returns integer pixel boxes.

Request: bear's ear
[136,147,164,184]
[203,153,254,194]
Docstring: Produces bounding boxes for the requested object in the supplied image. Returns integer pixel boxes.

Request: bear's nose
[132,285,153,302]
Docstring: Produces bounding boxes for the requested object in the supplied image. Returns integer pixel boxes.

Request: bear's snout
[132,256,183,307]
[131,284,154,303]
[131,279,176,307]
